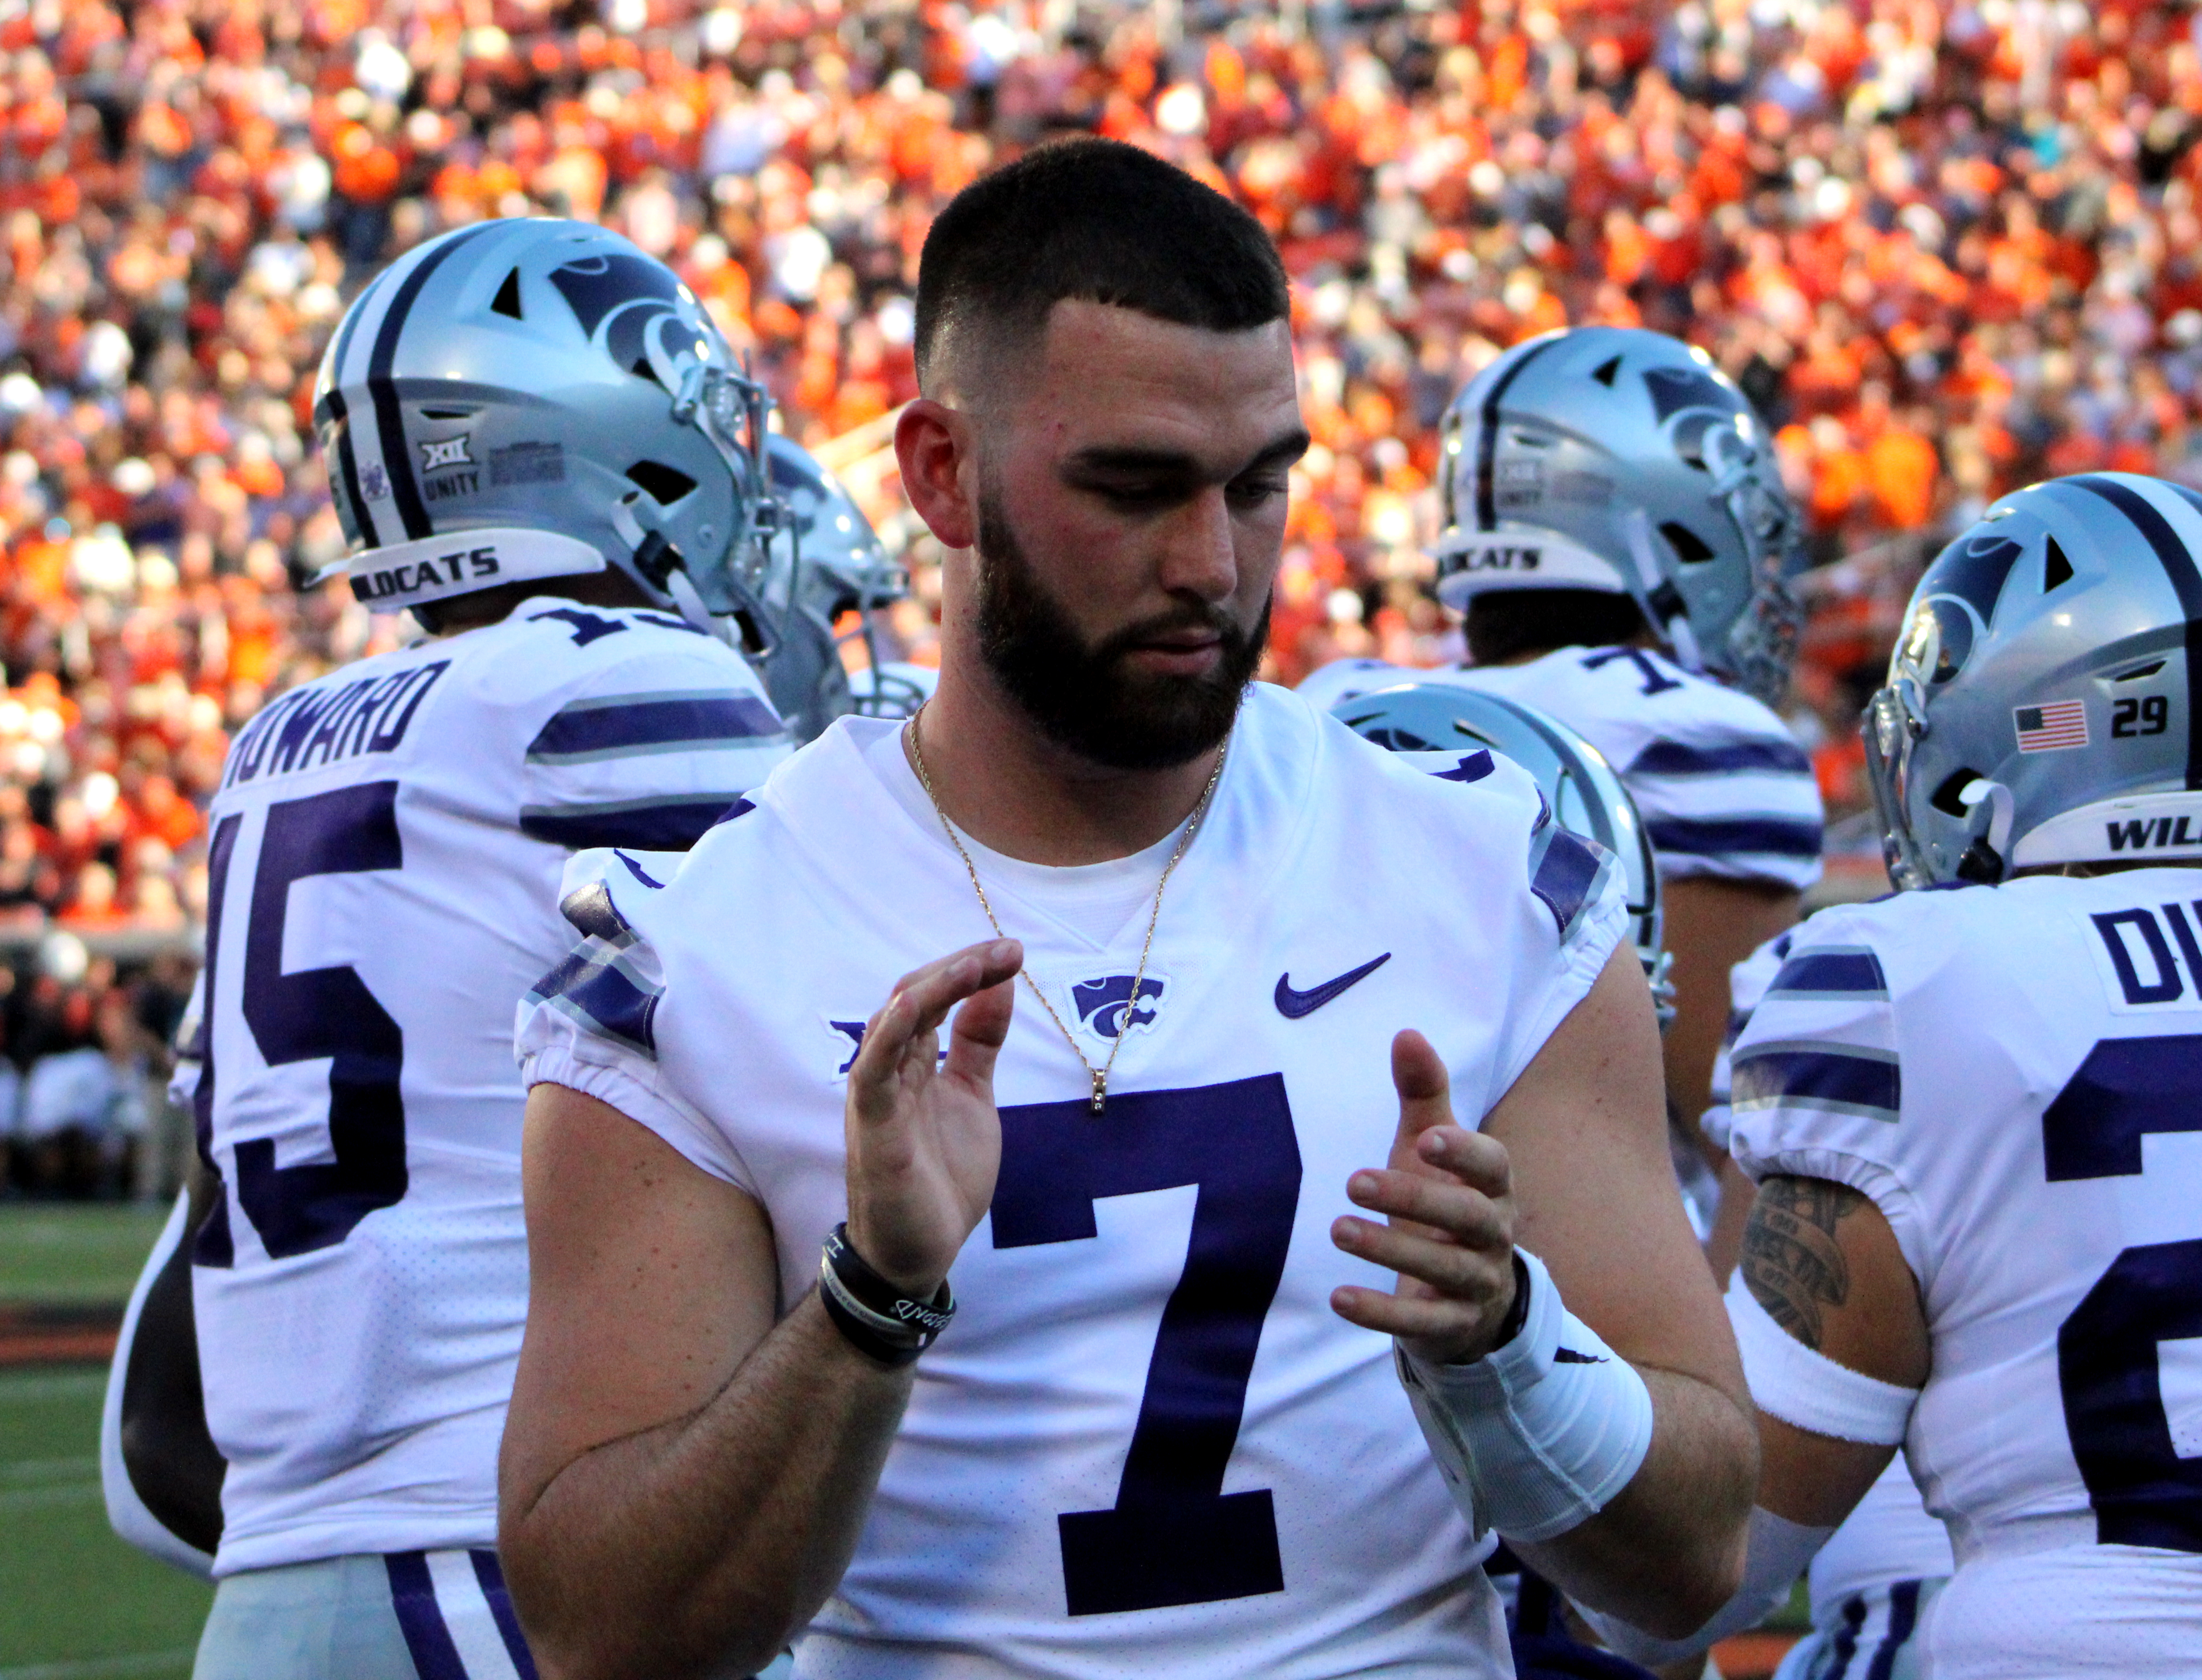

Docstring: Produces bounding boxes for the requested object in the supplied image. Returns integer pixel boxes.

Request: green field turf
[0,1204,174,1307]
[1,1203,207,1674]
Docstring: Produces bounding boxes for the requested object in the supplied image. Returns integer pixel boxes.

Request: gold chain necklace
[905,704,1228,1114]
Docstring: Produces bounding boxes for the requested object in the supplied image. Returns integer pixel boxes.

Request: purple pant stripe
[385,1551,472,1680]
[469,1550,539,1680]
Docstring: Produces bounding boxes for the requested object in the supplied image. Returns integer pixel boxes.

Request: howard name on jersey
[1727,872,2202,1679]
[187,597,786,1576]
[1305,648,1824,890]
[517,684,1628,1680]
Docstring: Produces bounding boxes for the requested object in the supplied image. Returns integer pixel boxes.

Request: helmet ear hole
[2044,535,2074,590]
[1659,521,1716,564]
[626,461,699,505]
[1931,768,1984,818]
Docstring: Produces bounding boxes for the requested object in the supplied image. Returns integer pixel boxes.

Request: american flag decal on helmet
[2015,699,2089,752]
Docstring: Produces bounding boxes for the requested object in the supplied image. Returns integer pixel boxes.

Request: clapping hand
[1329,1028,1522,1365]
[842,939,1023,1297]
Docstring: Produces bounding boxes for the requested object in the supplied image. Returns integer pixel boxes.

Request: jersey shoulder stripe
[525,690,782,764]
[518,794,750,851]
[525,903,662,1059]
[1529,814,1612,940]
[1627,736,1811,777]
[1644,813,1823,859]
[1767,946,1889,1001]
[1731,1040,1902,1124]
[1427,651,1825,887]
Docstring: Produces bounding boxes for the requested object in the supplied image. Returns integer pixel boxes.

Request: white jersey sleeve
[516,841,752,1194]
[1728,874,2202,1679]
[1425,646,1824,891]
[496,606,787,850]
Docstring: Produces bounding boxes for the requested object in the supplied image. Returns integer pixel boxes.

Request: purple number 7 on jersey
[991,1074,1301,1615]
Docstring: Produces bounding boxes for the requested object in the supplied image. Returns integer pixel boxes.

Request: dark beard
[972,489,1268,771]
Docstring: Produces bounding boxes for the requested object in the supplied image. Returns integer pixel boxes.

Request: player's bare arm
[1588,1167,1933,1665]
[1332,944,1757,1635]
[1739,1174,1930,1529]
[1663,877,1800,1280]
[500,940,1021,1680]
[1661,878,1800,1133]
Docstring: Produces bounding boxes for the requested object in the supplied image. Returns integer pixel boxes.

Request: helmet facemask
[1701,419,1805,707]
[630,303,784,637]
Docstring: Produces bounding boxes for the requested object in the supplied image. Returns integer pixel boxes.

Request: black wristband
[1489,1251,1534,1351]
[818,1223,954,1368]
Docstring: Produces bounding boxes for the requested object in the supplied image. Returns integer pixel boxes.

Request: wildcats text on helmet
[351,545,502,604]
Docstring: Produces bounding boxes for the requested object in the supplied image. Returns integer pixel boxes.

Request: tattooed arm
[1741,1176,1933,1526]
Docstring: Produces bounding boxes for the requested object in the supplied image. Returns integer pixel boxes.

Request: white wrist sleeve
[1579,1505,1832,1667]
[1396,1247,1654,1543]
[1725,1274,1918,1445]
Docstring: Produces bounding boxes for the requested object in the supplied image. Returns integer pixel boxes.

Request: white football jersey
[517,683,1628,1680]
[182,595,787,1576]
[1728,872,2202,1677]
[1292,656,1408,714]
[1300,648,1824,890]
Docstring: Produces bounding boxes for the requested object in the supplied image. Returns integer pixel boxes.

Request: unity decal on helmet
[419,435,473,472]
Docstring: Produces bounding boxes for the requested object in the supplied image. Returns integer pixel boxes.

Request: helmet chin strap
[1958,778,2016,883]
[1622,508,1702,671]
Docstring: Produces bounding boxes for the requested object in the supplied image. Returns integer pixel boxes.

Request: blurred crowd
[3,0,2200,1185]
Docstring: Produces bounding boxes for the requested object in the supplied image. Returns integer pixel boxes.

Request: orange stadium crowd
[1,0,2200,1185]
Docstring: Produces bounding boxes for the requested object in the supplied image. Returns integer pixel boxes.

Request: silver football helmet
[1867,472,2202,887]
[1434,326,1803,705]
[312,218,778,633]
[752,434,918,736]
[1332,682,1674,1026]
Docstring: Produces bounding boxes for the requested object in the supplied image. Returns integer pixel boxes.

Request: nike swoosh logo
[1275,953,1392,1019]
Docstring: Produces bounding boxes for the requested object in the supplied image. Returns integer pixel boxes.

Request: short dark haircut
[914,138,1290,394]
[1464,589,1650,666]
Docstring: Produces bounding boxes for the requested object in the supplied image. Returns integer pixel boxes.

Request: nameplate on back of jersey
[2078,901,2202,1015]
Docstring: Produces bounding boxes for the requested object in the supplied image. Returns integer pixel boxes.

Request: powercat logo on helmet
[548,253,689,380]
